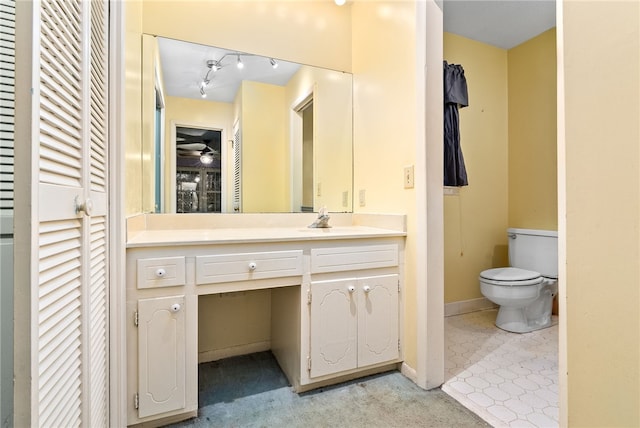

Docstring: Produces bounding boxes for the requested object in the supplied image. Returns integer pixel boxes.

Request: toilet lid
[480,267,541,283]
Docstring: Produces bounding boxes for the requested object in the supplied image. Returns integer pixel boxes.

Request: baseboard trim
[198,341,271,364]
[400,362,418,384]
[445,297,497,317]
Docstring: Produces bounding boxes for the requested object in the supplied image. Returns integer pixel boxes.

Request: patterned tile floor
[443,309,559,428]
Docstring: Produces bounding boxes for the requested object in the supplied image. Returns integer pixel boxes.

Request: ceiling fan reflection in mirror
[176,126,222,167]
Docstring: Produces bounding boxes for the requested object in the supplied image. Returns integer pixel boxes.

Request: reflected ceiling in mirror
[158,37,302,103]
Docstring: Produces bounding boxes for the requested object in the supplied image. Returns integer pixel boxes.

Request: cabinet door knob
[363,285,371,293]
[155,268,166,278]
[248,262,257,271]
[170,303,181,313]
[347,285,356,293]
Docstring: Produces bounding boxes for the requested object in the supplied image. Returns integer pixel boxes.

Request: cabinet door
[358,274,399,368]
[138,296,186,418]
[309,278,358,378]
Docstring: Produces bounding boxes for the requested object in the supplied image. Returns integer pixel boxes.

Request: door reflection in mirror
[301,102,314,212]
[175,126,222,213]
[154,89,164,213]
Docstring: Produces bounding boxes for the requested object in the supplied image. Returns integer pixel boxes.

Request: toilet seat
[479,267,543,287]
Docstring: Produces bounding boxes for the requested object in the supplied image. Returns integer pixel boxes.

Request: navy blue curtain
[443,61,469,187]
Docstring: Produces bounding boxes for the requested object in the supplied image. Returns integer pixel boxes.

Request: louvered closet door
[0,1,15,424]
[232,123,241,212]
[32,0,109,426]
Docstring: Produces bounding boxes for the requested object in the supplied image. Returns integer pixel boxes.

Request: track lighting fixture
[200,79,209,97]
[208,59,221,72]
[199,52,283,97]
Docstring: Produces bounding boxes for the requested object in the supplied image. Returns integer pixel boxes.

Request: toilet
[479,228,558,333]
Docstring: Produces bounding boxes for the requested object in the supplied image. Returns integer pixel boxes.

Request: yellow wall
[443,33,509,303]
[240,81,288,212]
[351,1,420,369]
[163,96,234,212]
[561,1,640,425]
[140,34,157,213]
[124,1,143,216]
[508,29,557,230]
[141,1,352,73]
[198,291,271,360]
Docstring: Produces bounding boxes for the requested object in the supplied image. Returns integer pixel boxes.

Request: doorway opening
[291,91,315,213]
[175,126,222,213]
[301,102,314,212]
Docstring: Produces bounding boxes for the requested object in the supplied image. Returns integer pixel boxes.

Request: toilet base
[495,305,554,333]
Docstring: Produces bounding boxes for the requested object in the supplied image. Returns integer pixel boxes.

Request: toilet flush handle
[508,233,517,240]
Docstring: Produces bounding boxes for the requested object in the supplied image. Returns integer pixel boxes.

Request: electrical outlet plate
[359,189,366,207]
[404,165,414,189]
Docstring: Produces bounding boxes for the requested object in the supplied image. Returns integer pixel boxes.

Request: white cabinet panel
[137,256,186,289]
[310,244,398,273]
[138,295,186,419]
[358,275,399,367]
[196,250,303,284]
[309,278,358,378]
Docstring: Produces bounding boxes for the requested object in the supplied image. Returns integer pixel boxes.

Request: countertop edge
[126,227,406,248]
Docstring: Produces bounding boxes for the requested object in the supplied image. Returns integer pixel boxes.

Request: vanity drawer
[137,256,186,289]
[311,244,398,274]
[196,250,303,284]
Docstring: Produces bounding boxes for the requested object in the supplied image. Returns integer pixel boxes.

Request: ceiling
[442,0,556,50]
[158,1,556,102]
[157,37,301,103]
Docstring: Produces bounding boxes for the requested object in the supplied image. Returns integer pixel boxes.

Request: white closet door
[0,1,15,424]
[30,0,109,426]
[232,124,241,212]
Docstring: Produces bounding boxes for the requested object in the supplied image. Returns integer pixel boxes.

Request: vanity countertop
[126,225,406,248]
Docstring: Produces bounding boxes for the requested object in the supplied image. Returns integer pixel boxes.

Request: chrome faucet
[308,207,331,228]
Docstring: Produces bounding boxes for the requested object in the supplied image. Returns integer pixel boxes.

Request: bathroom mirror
[142,35,353,214]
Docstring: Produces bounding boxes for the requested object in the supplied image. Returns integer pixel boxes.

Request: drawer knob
[155,268,166,278]
[248,262,257,271]
[363,285,371,293]
[347,285,355,293]
[170,303,181,313]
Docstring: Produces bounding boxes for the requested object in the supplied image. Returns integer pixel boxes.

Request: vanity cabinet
[308,274,399,378]
[126,219,405,426]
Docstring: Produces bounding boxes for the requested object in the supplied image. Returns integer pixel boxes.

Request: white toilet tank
[508,228,558,278]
